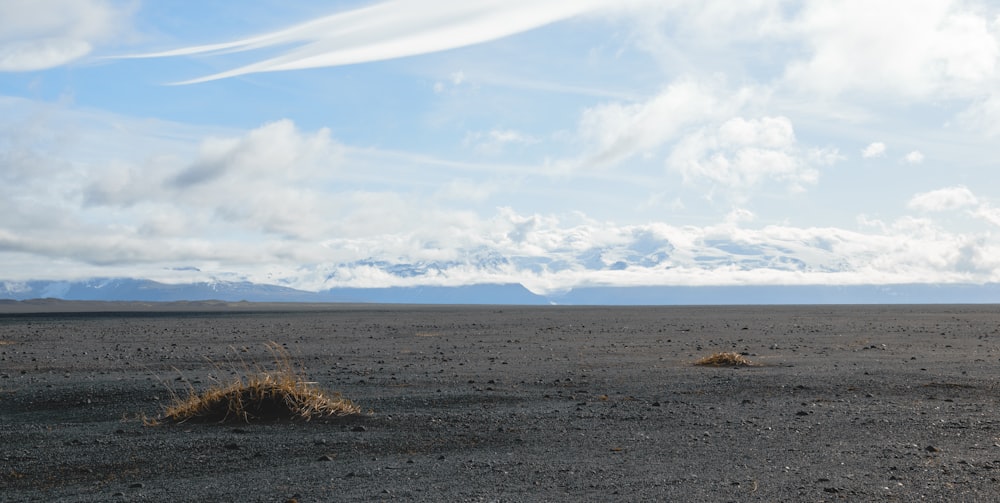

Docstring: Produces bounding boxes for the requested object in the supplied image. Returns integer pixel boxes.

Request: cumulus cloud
[862,142,886,158]
[123,0,620,84]
[573,78,762,169]
[973,205,1000,227]
[903,150,925,164]
[171,119,340,188]
[0,0,133,71]
[906,186,1000,231]
[666,116,831,193]
[783,0,1000,99]
[908,186,979,212]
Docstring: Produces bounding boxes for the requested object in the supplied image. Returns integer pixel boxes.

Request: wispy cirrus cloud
[121,0,619,84]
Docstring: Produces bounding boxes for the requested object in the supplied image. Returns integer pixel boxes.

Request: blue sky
[2,0,1000,294]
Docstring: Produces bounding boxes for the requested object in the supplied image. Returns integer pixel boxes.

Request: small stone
[352,425,367,432]
[318,454,335,462]
[926,445,940,453]
[224,443,239,450]
[129,482,144,489]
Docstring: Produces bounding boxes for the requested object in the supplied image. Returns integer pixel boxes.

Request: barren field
[3,303,1000,501]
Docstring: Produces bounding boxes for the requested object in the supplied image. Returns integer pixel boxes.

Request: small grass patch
[149,343,362,424]
[694,352,754,367]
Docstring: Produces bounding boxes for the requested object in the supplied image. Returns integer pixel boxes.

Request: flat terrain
[3,303,1000,501]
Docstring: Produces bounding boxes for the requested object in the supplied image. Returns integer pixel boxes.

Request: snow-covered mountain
[3,278,1000,305]
[3,234,999,305]
[0,278,549,304]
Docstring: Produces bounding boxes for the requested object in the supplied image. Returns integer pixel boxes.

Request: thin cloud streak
[122,0,616,84]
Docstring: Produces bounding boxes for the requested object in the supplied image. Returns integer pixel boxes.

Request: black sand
[3,303,1000,501]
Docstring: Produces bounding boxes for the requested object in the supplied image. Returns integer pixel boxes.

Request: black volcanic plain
[3,303,1000,501]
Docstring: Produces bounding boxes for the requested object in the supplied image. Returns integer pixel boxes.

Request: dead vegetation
[148,342,362,424]
[694,351,754,367]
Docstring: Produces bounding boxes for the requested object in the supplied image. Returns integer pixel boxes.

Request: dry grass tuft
[694,351,754,367]
[151,342,362,424]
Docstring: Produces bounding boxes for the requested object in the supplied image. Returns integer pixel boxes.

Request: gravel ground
[3,303,1000,502]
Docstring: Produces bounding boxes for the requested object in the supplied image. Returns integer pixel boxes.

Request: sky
[2,0,1000,295]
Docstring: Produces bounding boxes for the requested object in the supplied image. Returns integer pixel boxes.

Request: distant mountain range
[3,278,1000,305]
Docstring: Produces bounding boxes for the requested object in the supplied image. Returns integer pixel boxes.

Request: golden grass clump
[154,343,362,424]
[694,351,754,367]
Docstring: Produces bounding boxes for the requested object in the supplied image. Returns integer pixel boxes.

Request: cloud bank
[3,96,1000,294]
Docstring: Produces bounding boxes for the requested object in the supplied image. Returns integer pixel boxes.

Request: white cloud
[123,0,621,84]
[904,150,925,164]
[783,0,1000,99]
[76,119,348,243]
[907,185,979,212]
[861,142,886,158]
[434,70,468,93]
[717,116,794,148]
[434,178,494,202]
[0,38,92,71]
[0,0,134,71]
[958,93,1000,137]
[666,116,824,193]
[464,128,538,154]
[576,78,752,168]
[172,119,341,187]
[973,205,1000,227]
[725,208,755,224]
